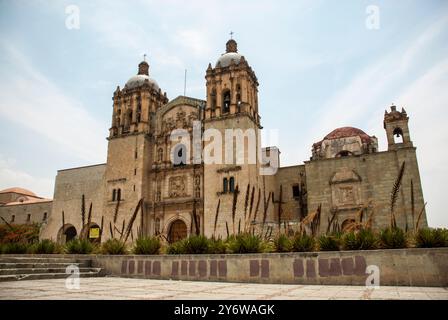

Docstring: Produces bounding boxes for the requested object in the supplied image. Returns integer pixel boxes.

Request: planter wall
[91,248,448,287]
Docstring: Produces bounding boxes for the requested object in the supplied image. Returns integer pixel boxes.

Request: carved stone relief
[169,176,187,198]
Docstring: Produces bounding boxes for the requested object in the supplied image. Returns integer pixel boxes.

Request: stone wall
[40,164,106,241]
[305,147,427,232]
[91,248,447,287]
[0,201,52,225]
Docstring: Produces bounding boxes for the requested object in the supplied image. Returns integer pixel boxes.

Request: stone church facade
[12,38,425,243]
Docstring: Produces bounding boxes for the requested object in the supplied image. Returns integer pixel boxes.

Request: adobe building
[2,38,427,243]
[0,188,52,226]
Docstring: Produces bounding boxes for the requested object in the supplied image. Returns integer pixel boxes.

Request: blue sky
[0,0,447,227]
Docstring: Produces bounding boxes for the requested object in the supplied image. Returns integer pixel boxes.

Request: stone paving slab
[0,277,447,300]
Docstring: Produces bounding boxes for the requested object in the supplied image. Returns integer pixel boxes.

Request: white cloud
[392,59,448,228]
[0,155,54,198]
[279,15,448,227]
[0,43,107,163]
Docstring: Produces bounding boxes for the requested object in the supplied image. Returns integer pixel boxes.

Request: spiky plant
[231,185,239,235]
[81,194,86,228]
[133,236,161,255]
[292,233,315,252]
[415,228,448,248]
[342,229,377,250]
[113,197,121,223]
[183,235,209,254]
[228,233,263,254]
[318,234,340,251]
[213,199,221,238]
[274,233,292,252]
[415,203,427,231]
[123,198,143,242]
[379,227,407,249]
[243,184,250,226]
[101,238,127,255]
[390,161,406,228]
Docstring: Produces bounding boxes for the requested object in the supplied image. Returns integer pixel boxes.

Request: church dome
[312,126,378,160]
[125,74,159,90]
[0,187,37,197]
[323,127,373,143]
[125,60,160,90]
[216,52,243,68]
[215,38,244,68]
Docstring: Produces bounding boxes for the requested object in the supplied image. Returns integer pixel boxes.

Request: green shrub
[101,239,127,255]
[379,228,407,249]
[228,233,263,253]
[65,238,94,254]
[133,237,161,255]
[2,242,29,254]
[28,239,60,254]
[342,229,377,250]
[318,234,340,251]
[166,239,187,255]
[208,238,227,254]
[292,233,315,252]
[183,235,210,254]
[274,234,292,252]
[415,228,448,248]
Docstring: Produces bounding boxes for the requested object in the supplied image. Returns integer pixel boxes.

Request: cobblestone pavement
[0,277,447,300]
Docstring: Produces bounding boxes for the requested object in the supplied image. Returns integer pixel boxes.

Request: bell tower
[384,104,413,150]
[204,38,260,125]
[102,58,168,241]
[203,38,263,238]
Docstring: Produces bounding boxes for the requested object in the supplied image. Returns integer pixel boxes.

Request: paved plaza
[0,277,447,300]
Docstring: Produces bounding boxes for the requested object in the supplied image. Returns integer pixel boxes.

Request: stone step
[0,257,92,264]
[0,262,91,269]
[0,271,103,282]
[0,267,102,275]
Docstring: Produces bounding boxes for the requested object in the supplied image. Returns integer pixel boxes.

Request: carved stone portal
[169,176,187,198]
[330,167,362,209]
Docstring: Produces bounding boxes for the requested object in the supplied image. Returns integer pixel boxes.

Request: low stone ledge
[87,248,448,287]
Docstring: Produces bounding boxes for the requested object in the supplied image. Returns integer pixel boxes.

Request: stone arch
[393,127,404,144]
[222,89,231,113]
[167,219,188,243]
[57,224,78,244]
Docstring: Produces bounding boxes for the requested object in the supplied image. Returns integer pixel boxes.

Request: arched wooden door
[168,219,187,243]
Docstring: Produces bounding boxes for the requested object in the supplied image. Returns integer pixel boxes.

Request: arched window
[229,177,235,193]
[393,127,404,144]
[117,189,121,201]
[223,178,228,193]
[112,189,116,201]
[173,144,186,166]
[223,90,231,113]
[157,148,164,162]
